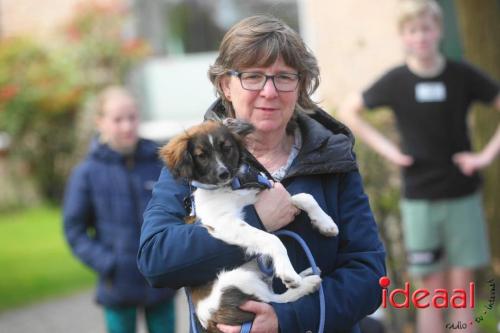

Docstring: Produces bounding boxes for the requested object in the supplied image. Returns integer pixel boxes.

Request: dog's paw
[274,265,302,289]
[318,221,339,237]
[301,274,322,294]
[197,313,209,329]
[282,272,302,289]
[299,266,321,277]
[196,303,212,329]
[311,214,339,237]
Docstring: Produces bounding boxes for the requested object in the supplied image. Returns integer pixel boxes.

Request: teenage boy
[339,1,500,332]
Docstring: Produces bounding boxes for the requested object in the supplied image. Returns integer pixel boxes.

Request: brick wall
[1,0,119,38]
[303,0,403,110]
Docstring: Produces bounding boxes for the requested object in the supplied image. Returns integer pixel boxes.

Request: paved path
[0,289,189,333]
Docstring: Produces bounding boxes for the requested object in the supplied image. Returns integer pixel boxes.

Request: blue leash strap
[184,287,200,333]
[240,321,253,333]
[274,230,325,333]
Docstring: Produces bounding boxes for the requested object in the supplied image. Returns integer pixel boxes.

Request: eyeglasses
[227,70,300,92]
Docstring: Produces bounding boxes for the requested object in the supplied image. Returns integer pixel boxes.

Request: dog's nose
[218,169,230,181]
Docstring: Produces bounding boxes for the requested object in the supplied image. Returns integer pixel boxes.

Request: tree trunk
[455,0,500,275]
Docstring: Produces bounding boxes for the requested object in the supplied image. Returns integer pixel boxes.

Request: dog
[160,119,338,332]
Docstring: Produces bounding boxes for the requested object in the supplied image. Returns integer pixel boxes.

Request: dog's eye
[194,150,207,160]
[221,141,233,152]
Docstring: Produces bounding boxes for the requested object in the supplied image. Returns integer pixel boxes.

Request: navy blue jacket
[138,105,386,332]
[63,138,176,307]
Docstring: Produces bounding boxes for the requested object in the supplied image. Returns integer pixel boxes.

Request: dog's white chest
[194,188,259,222]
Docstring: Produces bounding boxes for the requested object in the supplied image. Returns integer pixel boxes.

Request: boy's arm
[338,92,413,167]
[453,93,500,175]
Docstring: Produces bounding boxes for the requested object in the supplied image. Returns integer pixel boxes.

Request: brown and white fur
[160,120,338,332]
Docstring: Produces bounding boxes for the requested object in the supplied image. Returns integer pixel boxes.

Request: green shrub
[0,38,85,201]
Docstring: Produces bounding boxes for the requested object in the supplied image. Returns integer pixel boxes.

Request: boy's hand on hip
[453,151,489,176]
[386,150,414,167]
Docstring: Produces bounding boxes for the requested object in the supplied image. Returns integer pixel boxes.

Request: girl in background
[64,86,176,333]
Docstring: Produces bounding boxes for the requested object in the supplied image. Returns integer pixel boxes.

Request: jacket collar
[285,110,357,178]
[89,137,158,164]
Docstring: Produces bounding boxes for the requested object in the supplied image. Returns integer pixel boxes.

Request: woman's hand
[216,301,279,333]
[254,182,300,232]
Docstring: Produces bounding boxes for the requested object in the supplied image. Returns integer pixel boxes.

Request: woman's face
[97,93,139,152]
[222,57,299,135]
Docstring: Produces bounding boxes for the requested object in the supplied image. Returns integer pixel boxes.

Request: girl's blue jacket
[138,105,386,332]
[63,138,176,307]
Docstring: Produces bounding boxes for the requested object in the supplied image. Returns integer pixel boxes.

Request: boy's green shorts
[400,191,490,277]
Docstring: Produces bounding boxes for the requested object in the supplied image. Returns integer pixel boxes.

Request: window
[134,0,299,55]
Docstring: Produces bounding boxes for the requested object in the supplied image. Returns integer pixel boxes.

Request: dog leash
[275,230,325,333]
[185,229,325,333]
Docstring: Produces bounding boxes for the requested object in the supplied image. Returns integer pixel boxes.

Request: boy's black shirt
[363,59,498,199]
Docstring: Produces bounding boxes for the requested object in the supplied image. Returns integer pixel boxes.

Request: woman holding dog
[138,16,386,333]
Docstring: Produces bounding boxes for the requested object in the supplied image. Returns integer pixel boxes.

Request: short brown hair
[208,15,320,115]
[397,0,443,32]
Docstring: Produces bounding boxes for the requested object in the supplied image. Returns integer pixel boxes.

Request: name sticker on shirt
[415,82,447,103]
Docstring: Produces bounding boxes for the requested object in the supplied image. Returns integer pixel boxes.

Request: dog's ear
[159,134,194,180]
[222,118,255,138]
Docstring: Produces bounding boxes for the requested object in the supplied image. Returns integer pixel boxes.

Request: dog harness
[185,163,273,217]
[190,163,272,191]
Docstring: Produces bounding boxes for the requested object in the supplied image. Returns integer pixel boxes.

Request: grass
[0,204,94,312]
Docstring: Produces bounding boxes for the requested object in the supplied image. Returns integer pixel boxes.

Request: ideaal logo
[379,276,475,309]
[379,277,496,330]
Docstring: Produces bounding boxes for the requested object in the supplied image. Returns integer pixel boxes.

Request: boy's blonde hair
[397,0,443,31]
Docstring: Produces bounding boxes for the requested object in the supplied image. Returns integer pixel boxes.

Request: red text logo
[379,276,475,309]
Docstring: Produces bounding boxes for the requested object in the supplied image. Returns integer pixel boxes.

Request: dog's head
[160,119,254,186]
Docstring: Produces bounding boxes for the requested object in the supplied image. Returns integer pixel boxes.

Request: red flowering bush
[0,38,85,200]
[0,1,150,202]
[0,38,84,138]
[63,0,150,87]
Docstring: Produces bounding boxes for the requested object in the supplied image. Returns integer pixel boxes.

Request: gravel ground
[0,289,189,333]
